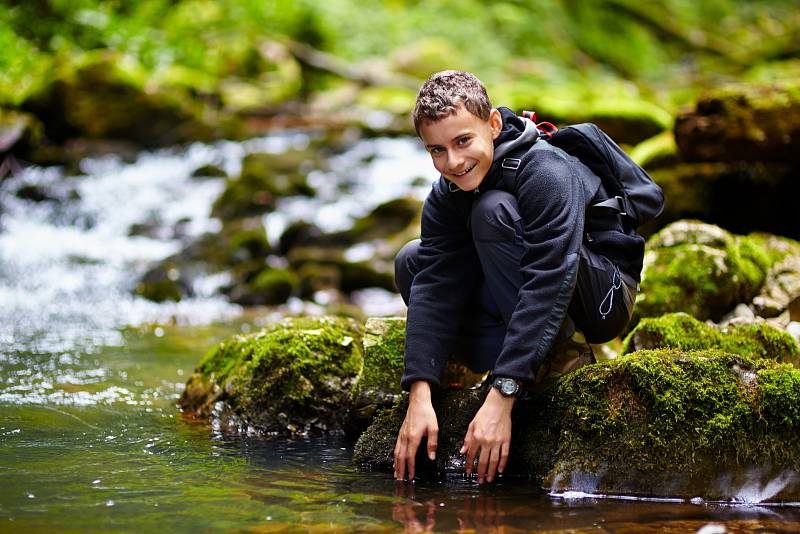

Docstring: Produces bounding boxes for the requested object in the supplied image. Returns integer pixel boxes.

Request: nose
[445,150,465,172]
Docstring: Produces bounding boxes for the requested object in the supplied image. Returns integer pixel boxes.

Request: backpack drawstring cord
[598,264,622,320]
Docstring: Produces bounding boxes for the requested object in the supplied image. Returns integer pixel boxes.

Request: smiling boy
[393,70,642,484]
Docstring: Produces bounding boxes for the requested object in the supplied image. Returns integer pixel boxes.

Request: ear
[489,108,502,139]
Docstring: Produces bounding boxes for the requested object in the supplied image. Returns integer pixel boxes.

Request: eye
[456,136,471,146]
[429,147,444,155]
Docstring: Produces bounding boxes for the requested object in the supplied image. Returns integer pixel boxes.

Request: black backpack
[521,111,665,230]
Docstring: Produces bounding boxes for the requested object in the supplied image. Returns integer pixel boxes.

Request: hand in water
[394,381,438,481]
[459,387,514,483]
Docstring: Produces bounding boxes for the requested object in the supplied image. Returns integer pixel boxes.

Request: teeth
[455,164,476,176]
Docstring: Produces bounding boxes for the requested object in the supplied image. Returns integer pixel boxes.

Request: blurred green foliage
[0,0,798,111]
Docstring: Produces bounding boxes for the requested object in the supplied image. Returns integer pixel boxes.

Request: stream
[2,133,800,532]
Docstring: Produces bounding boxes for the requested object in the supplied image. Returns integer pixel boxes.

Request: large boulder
[674,82,800,163]
[180,316,363,434]
[354,349,800,501]
[633,220,771,326]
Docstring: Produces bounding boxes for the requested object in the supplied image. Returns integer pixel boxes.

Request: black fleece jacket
[401,107,641,390]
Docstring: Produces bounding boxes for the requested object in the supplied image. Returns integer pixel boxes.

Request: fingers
[476,443,490,484]
[406,438,419,481]
[427,426,438,461]
[394,438,407,481]
[486,445,501,483]
[498,441,510,475]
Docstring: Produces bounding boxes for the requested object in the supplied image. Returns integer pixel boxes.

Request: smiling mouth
[452,163,477,177]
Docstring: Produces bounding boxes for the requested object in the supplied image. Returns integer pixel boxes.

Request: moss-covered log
[355,349,800,501]
[674,82,800,163]
[180,316,363,434]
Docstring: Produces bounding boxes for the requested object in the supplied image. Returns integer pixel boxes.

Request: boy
[393,71,642,484]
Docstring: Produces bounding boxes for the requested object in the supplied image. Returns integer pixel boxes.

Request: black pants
[395,190,636,372]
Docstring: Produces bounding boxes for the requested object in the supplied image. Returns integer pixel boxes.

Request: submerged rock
[622,312,800,366]
[355,349,800,501]
[633,220,771,326]
[180,316,363,434]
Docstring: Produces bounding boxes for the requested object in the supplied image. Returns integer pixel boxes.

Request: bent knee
[470,190,522,242]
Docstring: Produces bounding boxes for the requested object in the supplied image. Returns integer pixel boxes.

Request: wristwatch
[491,376,521,397]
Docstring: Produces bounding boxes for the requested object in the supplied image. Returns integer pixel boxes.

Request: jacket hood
[493,107,539,162]
[469,107,538,191]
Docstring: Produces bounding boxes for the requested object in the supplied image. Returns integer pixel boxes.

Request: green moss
[628,130,678,169]
[621,313,722,355]
[537,350,800,497]
[747,233,800,266]
[186,316,364,434]
[353,318,406,400]
[634,221,771,325]
[622,312,800,365]
[245,268,297,305]
[354,344,800,498]
[722,322,800,365]
[135,278,182,303]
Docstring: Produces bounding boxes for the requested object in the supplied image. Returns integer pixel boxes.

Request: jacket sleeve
[400,183,481,391]
[492,147,587,383]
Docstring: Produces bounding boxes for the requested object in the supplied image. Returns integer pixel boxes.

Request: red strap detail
[537,121,558,139]
[519,110,558,139]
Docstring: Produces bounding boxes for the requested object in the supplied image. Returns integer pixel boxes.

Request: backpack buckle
[613,196,627,217]
[502,158,521,170]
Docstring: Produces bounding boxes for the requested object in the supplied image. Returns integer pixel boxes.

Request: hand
[394,381,439,481]
[459,387,514,483]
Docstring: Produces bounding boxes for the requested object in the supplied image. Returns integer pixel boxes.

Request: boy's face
[419,105,502,192]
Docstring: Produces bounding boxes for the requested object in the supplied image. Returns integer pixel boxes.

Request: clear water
[3,136,800,532]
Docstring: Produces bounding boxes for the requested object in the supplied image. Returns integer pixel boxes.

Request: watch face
[501,380,516,395]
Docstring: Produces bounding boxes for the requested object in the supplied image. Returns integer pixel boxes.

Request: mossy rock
[355,349,800,501]
[211,151,315,221]
[228,267,298,306]
[191,164,227,178]
[134,276,183,303]
[621,312,800,366]
[674,82,800,163]
[288,247,395,294]
[644,163,800,240]
[21,55,220,147]
[343,197,423,244]
[747,234,800,317]
[346,317,486,438]
[538,350,800,499]
[634,220,771,326]
[515,96,671,146]
[180,316,363,435]
[136,218,270,302]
